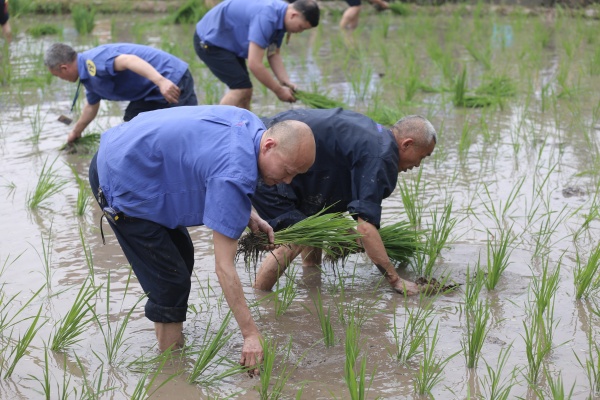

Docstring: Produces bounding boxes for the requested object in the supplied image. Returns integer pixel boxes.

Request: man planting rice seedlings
[250,108,437,296]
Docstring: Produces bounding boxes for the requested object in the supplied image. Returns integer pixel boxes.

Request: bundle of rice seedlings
[59,133,101,154]
[366,105,398,127]
[294,90,347,109]
[27,24,61,38]
[388,2,410,16]
[324,220,425,266]
[475,75,516,98]
[378,221,425,265]
[453,69,494,108]
[237,210,361,268]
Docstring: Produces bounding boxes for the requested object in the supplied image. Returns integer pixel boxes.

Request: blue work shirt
[195,0,287,58]
[97,106,265,239]
[78,43,189,106]
[253,108,400,229]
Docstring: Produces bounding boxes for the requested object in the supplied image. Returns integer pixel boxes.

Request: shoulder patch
[86,60,96,76]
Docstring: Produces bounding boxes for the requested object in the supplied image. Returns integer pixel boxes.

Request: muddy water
[1,8,600,400]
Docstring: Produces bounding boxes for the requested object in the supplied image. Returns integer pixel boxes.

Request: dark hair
[290,0,320,27]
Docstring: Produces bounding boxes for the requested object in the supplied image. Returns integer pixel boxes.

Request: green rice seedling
[8,0,33,17]
[28,345,51,399]
[453,69,493,108]
[521,315,552,387]
[92,272,144,365]
[537,368,575,400]
[365,104,399,127]
[67,164,92,216]
[237,210,361,267]
[50,279,100,351]
[476,75,516,99]
[590,45,600,76]
[258,336,302,400]
[74,354,117,399]
[573,243,600,299]
[32,222,54,290]
[294,90,346,109]
[479,346,518,400]
[530,257,560,320]
[531,205,569,259]
[377,12,391,39]
[462,300,491,368]
[274,266,299,317]
[59,132,101,154]
[130,350,177,399]
[4,306,46,378]
[72,6,96,35]
[389,296,434,365]
[29,105,46,144]
[0,285,44,335]
[416,200,457,278]
[79,226,96,286]
[476,179,524,232]
[303,289,335,347]
[389,2,410,16]
[27,157,68,209]
[485,227,515,291]
[0,44,11,85]
[397,168,425,228]
[343,316,373,400]
[458,118,473,159]
[163,0,208,25]
[465,41,491,70]
[413,323,459,395]
[574,332,600,394]
[27,24,61,38]
[463,262,485,311]
[346,63,372,103]
[188,312,243,384]
[378,221,425,266]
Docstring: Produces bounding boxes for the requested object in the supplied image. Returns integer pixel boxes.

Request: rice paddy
[1,2,600,398]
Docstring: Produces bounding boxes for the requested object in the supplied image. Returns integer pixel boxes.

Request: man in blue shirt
[89,105,315,373]
[251,108,437,296]
[194,0,319,110]
[45,42,198,144]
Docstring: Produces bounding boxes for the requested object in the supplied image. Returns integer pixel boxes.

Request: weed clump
[164,0,209,25]
[27,24,61,38]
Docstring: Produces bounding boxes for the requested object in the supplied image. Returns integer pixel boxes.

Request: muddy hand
[240,335,263,376]
[392,279,420,296]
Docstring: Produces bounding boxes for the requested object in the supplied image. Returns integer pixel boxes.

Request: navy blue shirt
[78,43,189,105]
[97,106,265,239]
[253,108,400,229]
[195,0,287,58]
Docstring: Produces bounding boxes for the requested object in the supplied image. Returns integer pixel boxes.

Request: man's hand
[248,210,275,246]
[281,81,298,92]
[241,334,263,376]
[67,130,82,144]
[157,78,181,104]
[275,86,296,103]
[391,278,420,296]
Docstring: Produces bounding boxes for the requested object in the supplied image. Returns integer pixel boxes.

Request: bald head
[258,120,315,185]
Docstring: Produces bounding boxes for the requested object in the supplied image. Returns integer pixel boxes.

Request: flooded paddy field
[1,5,600,399]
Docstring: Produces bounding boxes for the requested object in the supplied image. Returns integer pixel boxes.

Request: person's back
[258,108,399,222]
